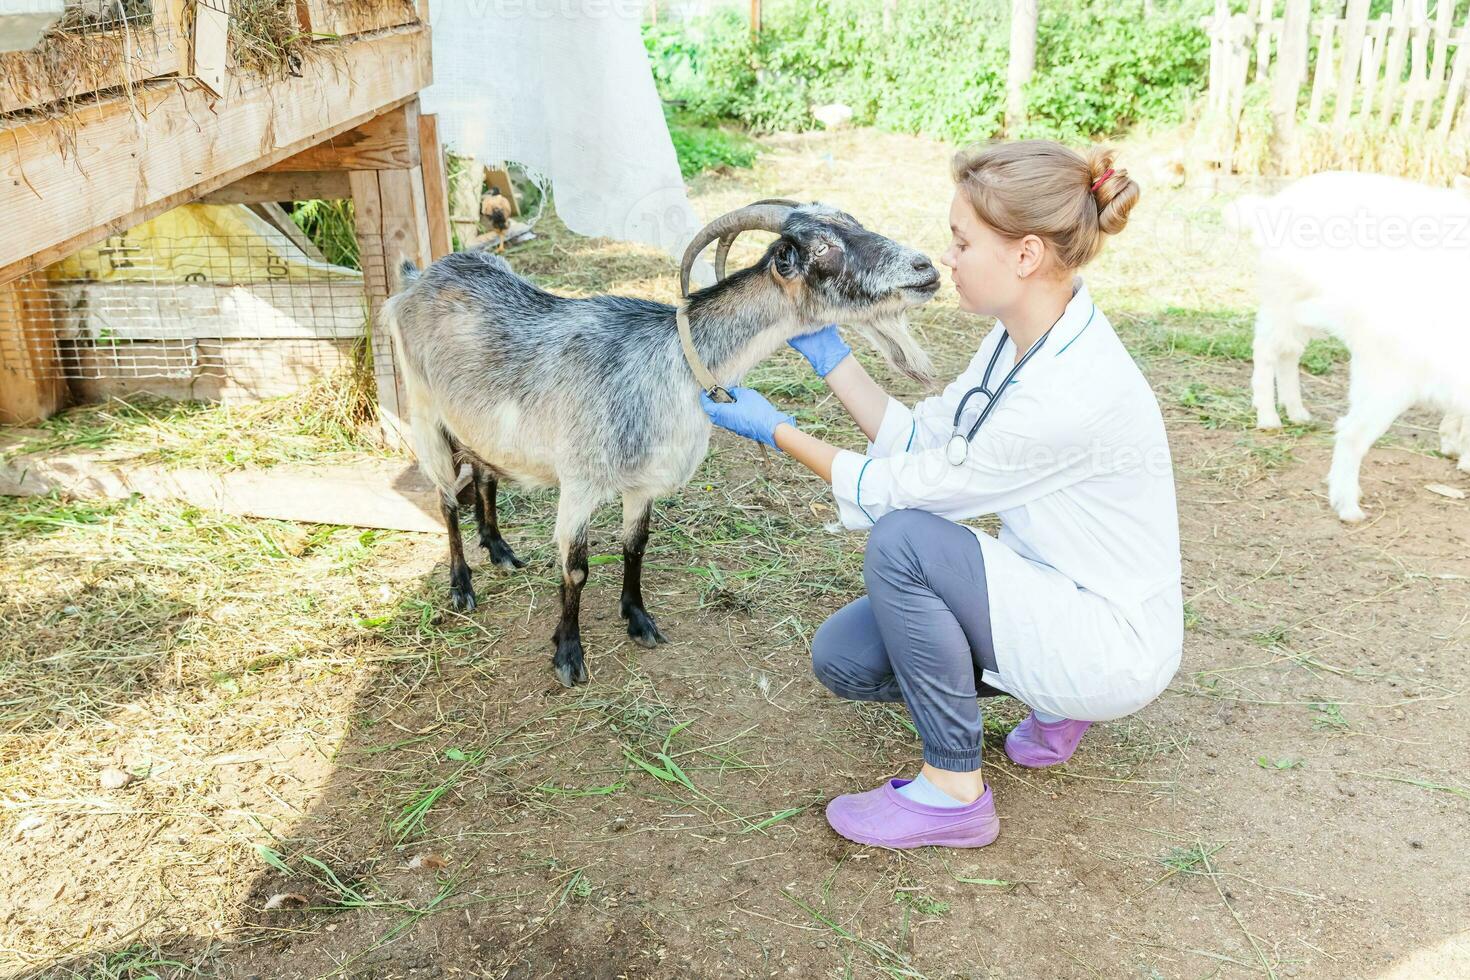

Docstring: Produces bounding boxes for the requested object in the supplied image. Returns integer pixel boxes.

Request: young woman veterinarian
[702,140,1183,849]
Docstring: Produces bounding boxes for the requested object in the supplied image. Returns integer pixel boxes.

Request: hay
[0,2,159,123]
[1213,82,1470,186]
[228,0,314,80]
[1,1,326,130]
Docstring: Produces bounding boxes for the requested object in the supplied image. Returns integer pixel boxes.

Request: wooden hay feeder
[0,0,455,447]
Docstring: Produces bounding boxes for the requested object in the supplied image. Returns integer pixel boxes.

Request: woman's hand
[701,387,796,450]
[787,324,852,377]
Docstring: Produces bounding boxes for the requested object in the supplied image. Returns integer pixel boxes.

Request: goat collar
[676,303,734,404]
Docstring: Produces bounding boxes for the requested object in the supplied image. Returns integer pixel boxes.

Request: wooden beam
[0,274,67,424]
[0,15,180,115]
[267,100,422,173]
[350,163,434,451]
[417,113,453,259]
[300,0,420,39]
[247,202,327,263]
[0,449,458,535]
[0,25,432,284]
[196,170,353,204]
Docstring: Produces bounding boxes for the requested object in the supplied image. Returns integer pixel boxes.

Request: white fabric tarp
[421,2,706,272]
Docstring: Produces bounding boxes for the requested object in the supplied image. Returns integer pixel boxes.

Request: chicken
[480,187,513,253]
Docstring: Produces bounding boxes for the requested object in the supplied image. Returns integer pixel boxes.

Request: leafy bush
[667,111,761,176]
[289,199,359,270]
[644,0,1211,143]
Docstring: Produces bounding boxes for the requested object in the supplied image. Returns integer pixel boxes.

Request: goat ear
[772,241,801,281]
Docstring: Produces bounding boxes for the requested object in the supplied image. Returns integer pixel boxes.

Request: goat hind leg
[441,496,477,612]
[473,465,525,570]
[1440,412,1470,471]
[620,493,668,649]
[1275,344,1311,424]
[551,487,603,687]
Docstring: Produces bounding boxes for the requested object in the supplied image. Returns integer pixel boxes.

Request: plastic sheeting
[420,3,705,273]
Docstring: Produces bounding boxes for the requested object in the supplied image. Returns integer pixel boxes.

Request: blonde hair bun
[951,139,1142,270]
[1085,146,1140,237]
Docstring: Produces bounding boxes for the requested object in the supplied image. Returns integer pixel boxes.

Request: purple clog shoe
[1004,713,1092,768]
[824,779,1000,848]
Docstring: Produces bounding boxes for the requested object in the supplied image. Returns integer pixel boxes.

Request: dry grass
[228,0,317,80]
[2,355,381,471]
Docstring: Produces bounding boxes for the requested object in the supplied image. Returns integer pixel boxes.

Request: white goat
[1226,171,1470,521]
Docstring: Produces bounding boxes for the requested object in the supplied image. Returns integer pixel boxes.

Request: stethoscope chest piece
[945,433,969,466]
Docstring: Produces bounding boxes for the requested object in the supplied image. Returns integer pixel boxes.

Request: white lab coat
[829,280,1183,721]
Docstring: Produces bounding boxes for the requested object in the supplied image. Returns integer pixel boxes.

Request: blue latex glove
[787,324,852,377]
[701,386,796,450]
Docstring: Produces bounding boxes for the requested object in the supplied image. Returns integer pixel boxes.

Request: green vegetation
[644,0,1210,142]
[667,110,762,177]
[289,198,360,269]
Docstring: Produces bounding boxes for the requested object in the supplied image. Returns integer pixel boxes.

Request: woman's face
[939,189,1026,318]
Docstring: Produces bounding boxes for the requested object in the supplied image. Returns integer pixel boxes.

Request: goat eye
[812,242,829,256]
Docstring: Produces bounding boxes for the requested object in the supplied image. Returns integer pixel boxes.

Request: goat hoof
[554,659,589,688]
[1286,409,1312,424]
[624,607,668,649]
[1255,412,1283,430]
[553,642,589,687]
[483,537,525,570]
[450,588,477,612]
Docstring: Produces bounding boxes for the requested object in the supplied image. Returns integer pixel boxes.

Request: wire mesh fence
[0,205,382,404]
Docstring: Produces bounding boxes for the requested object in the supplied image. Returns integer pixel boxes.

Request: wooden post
[347,106,435,450]
[1007,0,1038,132]
[1270,0,1310,171]
[1307,18,1337,125]
[417,113,453,260]
[1361,14,1392,120]
[1377,0,1411,125]
[1254,0,1275,82]
[1208,0,1229,114]
[1418,0,1454,126]
[1334,0,1373,132]
[1398,0,1431,128]
[1438,3,1470,133]
[0,274,67,424]
[445,152,482,249]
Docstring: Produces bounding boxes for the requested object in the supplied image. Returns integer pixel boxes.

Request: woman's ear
[1015,234,1047,279]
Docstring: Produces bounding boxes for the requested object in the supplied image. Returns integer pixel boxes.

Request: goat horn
[680,200,799,297]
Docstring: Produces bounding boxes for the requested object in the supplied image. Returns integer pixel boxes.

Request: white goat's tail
[379,282,459,506]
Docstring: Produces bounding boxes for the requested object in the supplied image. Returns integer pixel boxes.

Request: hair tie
[1090,168,1115,193]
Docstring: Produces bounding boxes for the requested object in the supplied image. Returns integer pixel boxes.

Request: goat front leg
[620,493,668,649]
[1327,373,1412,523]
[472,465,525,570]
[551,487,602,688]
[1251,309,1287,429]
[441,495,476,612]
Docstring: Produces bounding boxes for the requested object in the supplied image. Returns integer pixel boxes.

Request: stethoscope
[944,307,1079,466]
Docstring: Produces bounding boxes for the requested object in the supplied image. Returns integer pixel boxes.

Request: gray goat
[383,200,940,687]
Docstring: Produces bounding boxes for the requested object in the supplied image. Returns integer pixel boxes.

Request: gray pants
[811,509,1000,771]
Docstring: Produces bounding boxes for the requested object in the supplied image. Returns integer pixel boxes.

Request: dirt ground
[2,129,1468,979]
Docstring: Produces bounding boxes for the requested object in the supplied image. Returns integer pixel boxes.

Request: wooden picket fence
[1202,0,1470,180]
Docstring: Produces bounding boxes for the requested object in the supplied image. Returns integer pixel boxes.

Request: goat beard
[845,312,936,388]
